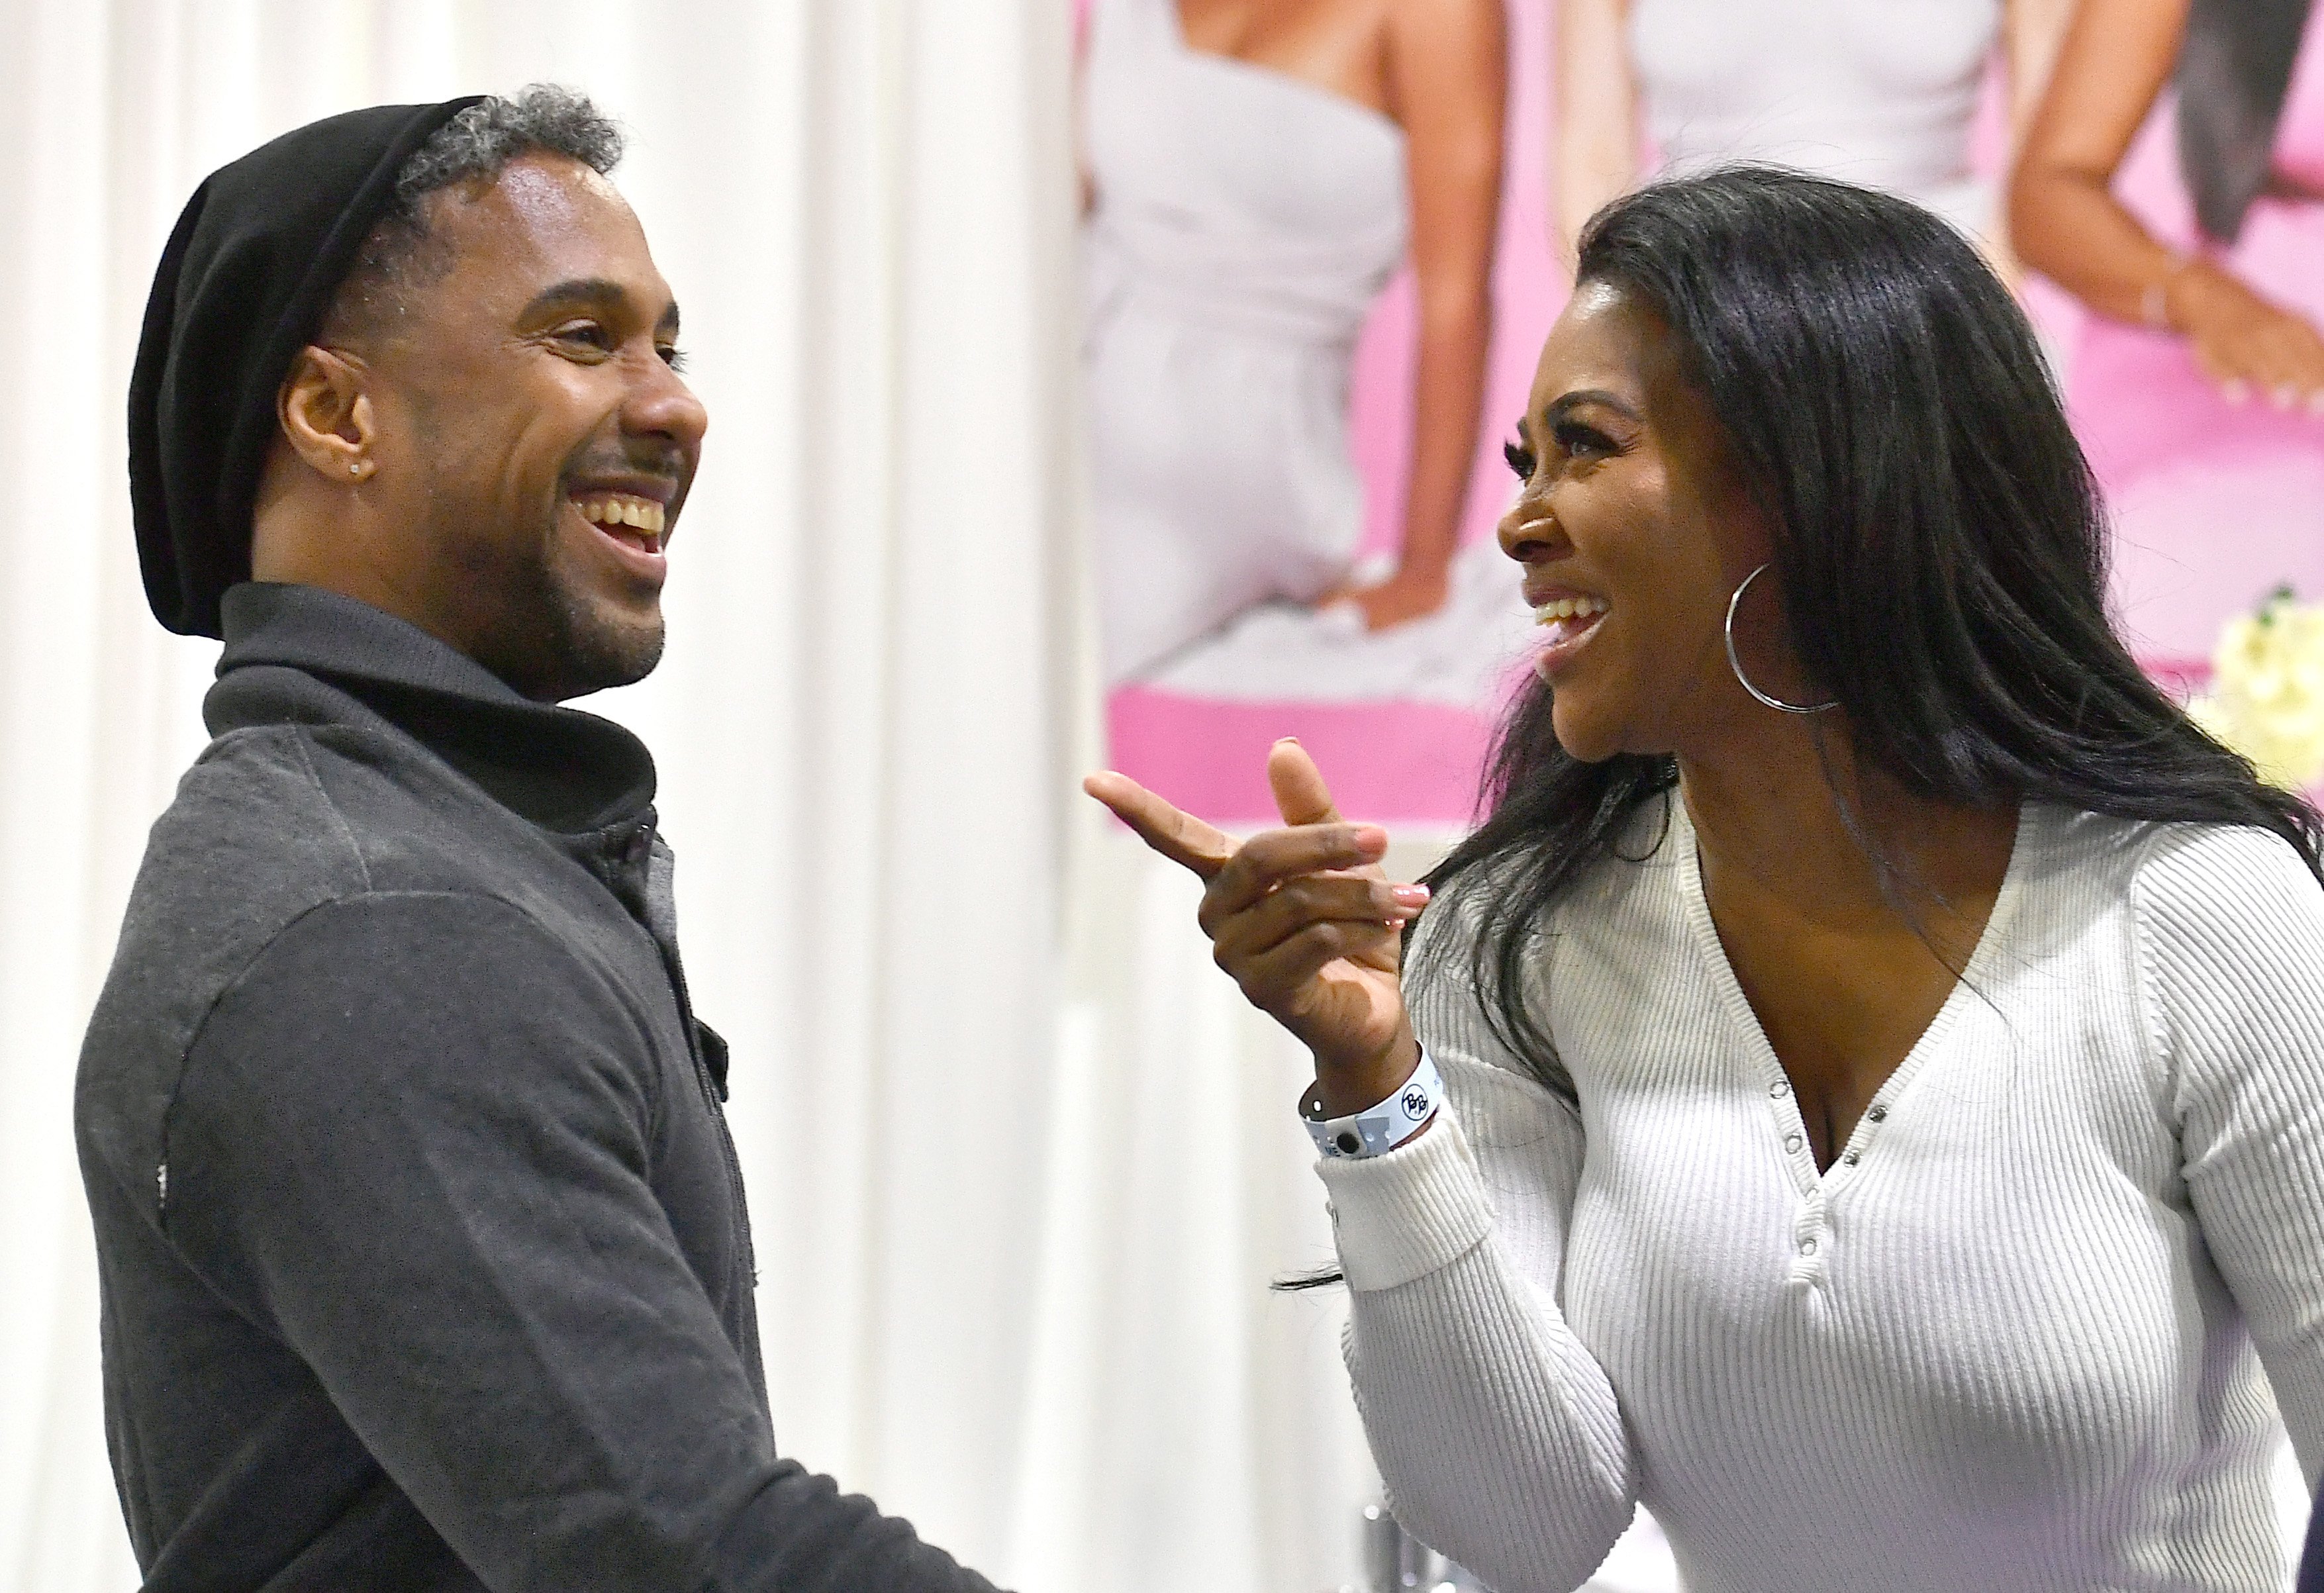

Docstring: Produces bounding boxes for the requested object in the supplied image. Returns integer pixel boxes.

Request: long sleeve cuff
[1316,1106,1496,1291]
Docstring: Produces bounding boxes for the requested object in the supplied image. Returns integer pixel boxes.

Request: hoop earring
[1724,563,1836,715]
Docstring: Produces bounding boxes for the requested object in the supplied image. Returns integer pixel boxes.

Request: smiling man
[77,89,1006,1592]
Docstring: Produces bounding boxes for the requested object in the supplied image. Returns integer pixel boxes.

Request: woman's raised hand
[1083,741,1431,1113]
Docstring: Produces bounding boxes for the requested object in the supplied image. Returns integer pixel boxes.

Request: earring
[1724,563,1836,714]
[349,462,361,475]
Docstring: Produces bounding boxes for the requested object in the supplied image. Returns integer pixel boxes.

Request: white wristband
[1302,1049,1444,1159]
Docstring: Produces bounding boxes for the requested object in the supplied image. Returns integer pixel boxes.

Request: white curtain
[0,3,1392,1589]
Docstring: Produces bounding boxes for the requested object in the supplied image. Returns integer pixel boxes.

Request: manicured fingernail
[1353,824,1388,853]
[2308,390,2324,418]
[2273,384,2298,411]
[2223,379,2250,407]
[1390,884,1431,907]
[1275,736,1300,746]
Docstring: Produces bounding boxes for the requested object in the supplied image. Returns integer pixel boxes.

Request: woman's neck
[1676,730,2019,940]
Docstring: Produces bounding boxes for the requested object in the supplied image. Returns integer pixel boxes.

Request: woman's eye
[1502,439,1537,480]
[1553,420,1614,460]
[659,344,689,372]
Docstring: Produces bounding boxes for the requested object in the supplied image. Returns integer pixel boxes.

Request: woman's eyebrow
[1543,389,1643,424]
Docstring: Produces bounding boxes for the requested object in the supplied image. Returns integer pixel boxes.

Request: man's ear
[277,346,378,481]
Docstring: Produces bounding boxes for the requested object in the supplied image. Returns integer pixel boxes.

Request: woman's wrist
[2143,250,2191,331]
[1302,1044,1443,1159]
[1306,1032,1424,1118]
[1386,551,1453,589]
[2163,256,2251,336]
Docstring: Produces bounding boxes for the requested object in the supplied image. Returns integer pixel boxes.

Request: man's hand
[1085,741,1429,1114]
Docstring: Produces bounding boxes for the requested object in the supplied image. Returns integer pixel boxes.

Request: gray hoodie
[76,581,1000,1593]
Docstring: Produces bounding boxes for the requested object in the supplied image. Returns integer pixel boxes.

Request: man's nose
[626,355,710,452]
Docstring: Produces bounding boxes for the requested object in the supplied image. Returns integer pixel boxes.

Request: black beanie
[128,97,484,638]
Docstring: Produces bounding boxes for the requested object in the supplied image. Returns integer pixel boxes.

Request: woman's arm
[2008,0,2193,319]
[2137,826,2324,1485]
[1339,0,1505,634]
[1325,912,1638,1593]
[1074,0,1094,215]
[1988,0,2078,280]
[2009,0,2324,405]
[1086,748,1637,1592]
[1555,0,1637,270]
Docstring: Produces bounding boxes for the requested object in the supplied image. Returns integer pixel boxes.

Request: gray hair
[322,85,626,341]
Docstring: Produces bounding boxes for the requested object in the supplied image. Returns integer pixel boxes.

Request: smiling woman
[1090,167,2324,1592]
[1454,168,2319,1046]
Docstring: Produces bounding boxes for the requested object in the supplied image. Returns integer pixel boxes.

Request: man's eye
[552,322,612,352]
[659,344,689,372]
[1502,439,1536,480]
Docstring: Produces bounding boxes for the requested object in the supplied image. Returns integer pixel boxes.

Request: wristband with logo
[1302,1048,1444,1159]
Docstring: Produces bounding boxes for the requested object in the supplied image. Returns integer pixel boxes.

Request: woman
[1090,169,2324,1591]
[2011,0,2324,673]
[1557,0,2072,266]
[1080,0,1502,683]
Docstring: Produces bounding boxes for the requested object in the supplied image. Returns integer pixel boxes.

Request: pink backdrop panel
[1094,4,2305,828]
[1104,0,1561,828]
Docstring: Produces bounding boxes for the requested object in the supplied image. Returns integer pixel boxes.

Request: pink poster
[1083,0,1557,828]
[1081,0,2324,826]
[2056,11,2324,689]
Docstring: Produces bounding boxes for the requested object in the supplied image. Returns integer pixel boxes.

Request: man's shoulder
[77,712,580,1196]
[171,718,381,885]
[144,685,573,926]
[133,712,481,950]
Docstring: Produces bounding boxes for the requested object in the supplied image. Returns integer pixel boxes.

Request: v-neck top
[1320,796,2324,1593]
[1675,795,2031,1183]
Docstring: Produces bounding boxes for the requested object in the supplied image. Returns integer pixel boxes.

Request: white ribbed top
[1320,799,2324,1593]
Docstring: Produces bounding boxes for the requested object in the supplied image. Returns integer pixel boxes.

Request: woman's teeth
[1531,596,1607,677]
[1532,595,1608,626]
[574,496,666,536]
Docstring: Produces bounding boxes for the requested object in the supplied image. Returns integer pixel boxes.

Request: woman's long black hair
[1422,166,2324,1087]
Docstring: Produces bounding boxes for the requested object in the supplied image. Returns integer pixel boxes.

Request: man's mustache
[562,444,690,487]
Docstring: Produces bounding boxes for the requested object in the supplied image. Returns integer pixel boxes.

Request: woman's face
[1499,281,1784,764]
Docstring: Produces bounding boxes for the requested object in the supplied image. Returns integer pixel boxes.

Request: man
[78,87,1007,1592]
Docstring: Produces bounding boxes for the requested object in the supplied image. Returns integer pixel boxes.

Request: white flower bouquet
[2188,586,2324,796]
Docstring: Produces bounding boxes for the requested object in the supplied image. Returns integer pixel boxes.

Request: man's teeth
[1532,595,1608,626]
[574,496,667,536]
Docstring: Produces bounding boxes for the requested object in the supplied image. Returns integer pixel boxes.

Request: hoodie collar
[207,581,657,835]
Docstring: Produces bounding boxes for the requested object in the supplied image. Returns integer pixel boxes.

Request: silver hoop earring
[1724,563,1836,715]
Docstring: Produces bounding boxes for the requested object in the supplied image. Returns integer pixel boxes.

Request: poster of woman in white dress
[1081,0,1527,828]
[1081,0,2324,830]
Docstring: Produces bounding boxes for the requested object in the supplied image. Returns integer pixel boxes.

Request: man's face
[353,152,707,701]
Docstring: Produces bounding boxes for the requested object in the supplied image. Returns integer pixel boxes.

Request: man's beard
[466,508,667,702]
[530,548,665,699]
